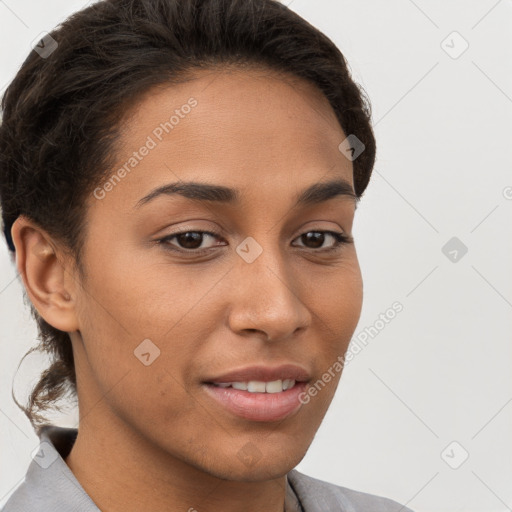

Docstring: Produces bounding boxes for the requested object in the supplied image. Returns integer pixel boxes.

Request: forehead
[93,66,353,212]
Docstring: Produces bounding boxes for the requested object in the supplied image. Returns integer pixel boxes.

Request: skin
[11,66,364,512]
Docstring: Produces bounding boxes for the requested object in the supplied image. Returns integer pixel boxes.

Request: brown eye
[301,232,325,249]
[175,232,204,249]
[293,231,352,251]
[159,230,224,253]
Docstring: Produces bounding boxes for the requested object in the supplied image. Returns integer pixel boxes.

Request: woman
[0,0,414,510]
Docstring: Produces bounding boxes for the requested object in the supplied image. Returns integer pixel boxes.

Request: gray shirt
[1,426,414,512]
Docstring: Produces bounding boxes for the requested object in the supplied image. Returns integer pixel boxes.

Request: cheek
[73,248,213,414]
[303,257,363,395]
[75,285,201,438]
[298,263,362,419]
[307,255,363,335]
[336,261,363,330]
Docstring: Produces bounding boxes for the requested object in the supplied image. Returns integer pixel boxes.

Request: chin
[211,462,294,483]
[204,446,307,482]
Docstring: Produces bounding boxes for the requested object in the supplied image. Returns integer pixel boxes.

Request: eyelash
[157,229,353,255]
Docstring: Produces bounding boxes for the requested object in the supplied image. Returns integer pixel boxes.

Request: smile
[211,379,296,393]
[202,381,307,422]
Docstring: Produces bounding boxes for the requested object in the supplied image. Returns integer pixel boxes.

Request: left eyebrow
[294,178,358,208]
[134,177,358,209]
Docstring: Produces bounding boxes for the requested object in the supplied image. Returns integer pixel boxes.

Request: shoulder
[287,469,415,512]
[1,426,98,512]
[1,479,33,512]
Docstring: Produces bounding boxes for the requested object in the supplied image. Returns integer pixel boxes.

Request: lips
[201,363,312,421]
[202,381,309,421]
[203,363,311,384]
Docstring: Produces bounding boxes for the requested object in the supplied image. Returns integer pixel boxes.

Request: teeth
[265,380,283,393]
[247,381,266,392]
[282,379,295,390]
[212,379,296,393]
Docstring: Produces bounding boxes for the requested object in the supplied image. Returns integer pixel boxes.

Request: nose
[226,245,311,342]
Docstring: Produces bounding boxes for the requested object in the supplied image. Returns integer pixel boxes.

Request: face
[67,67,363,481]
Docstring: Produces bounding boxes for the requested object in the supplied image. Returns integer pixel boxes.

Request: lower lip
[202,382,308,422]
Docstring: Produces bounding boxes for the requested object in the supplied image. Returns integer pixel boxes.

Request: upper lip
[204,363,311,384]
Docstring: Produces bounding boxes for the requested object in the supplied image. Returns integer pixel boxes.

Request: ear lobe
[10,215,80,333]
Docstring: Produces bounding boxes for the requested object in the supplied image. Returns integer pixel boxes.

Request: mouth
[203,362,311,386]
[201,364,311,422]
[207,379,298,393]
[202,381,308,422]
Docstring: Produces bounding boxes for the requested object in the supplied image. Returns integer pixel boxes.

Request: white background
[1,1,511,511]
